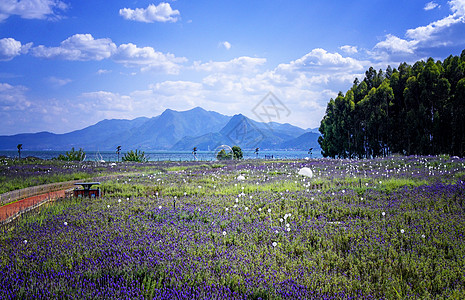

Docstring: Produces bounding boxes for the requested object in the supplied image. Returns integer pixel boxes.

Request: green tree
[319,98,338,158]
[453,78,465,155]
[232,146,243,160]
[216,149,232,160]
[56,147,86,161]
[318,50,465,158]
[116,146,121,162]
[17,144,22,160]
[122,150,148,162]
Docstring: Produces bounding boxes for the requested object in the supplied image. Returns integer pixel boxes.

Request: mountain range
[0,107,320,151]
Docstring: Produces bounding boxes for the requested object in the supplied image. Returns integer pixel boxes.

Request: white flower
[158,205,162,209]
[279,218,283,223]
[382,212,386,216]
[226,208,229,211]
[400,229,405,234]
[286,223,290,227]
[107,205,110,208]
[118,199,122,203]
[272,241,277,247]
[258,208,262,212]
[268,208,271,213]
[198,186,202,189]
[64,222,68,226]
[245,207,249,211]
[275,230,279,234]
[235,198,239,203]
[286,227,291,232]
[126,197,130,200]
[222,231,227,236]
[233,204,238,208]
[24,239,27,244]
[421,234,425,238]
[250,195,253,199]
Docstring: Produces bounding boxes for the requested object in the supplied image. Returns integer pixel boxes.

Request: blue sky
[1,0,465,135]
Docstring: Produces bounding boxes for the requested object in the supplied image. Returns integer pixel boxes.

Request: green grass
[0,172,93,194]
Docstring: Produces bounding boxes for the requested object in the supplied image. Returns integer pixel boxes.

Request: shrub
[56,147,86,161]
[122,150,148,162]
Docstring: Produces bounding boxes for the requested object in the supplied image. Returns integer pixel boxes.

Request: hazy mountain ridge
[0,107,320,151]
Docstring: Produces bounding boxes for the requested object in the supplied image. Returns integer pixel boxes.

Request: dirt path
[0,190,66,222]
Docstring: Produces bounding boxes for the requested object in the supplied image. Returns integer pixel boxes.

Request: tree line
[318,50,465,158]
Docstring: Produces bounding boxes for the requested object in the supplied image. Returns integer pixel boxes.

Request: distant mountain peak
[0,107,319,151]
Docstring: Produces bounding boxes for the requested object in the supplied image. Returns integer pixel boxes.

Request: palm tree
[116,146,121,162]
[17,144,22,160]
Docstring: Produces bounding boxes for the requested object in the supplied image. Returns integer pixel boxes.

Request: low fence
[0,190,69,230]
[0,181,79,207]
[0,174,122,207]
[0,174,124,231]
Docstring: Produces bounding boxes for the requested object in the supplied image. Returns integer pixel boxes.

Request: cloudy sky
[1,0,465,135]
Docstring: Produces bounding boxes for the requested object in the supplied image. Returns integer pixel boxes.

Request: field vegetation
[1,156,464,299]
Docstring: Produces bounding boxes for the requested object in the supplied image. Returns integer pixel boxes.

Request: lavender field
[1,156,465,299]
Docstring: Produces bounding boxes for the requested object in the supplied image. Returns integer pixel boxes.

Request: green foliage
[56,147,86,161]
[216,146,243,160]
[17,144,22,159]
[122,150,148,162]
[319,51,465,158]
[232,146,243,160]
[217,149,232,160]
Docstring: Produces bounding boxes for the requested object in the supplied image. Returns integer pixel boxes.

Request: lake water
[0,150,322,161]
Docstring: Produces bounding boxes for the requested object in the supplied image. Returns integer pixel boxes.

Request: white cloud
[221,41,231,50]
[0,38,32,61]
[0,38,22,61]
[424,1,440,11]
[80,91,133,112]
[340,45,358,54]
[405,14,463,41]
[193,56,266,73]
[374,34,418,54]
[0,82,31,111]
[276,48,366,74]
[47,76,71,87]
[113,43,187,74]
[28,34,186,74]
[0,0,67,21]
[96,69,111,75]
[119,3,180,23]
[374,0,465,60]
[132,49,367,129]
[449,0,465,16]
[32,34,116,61]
